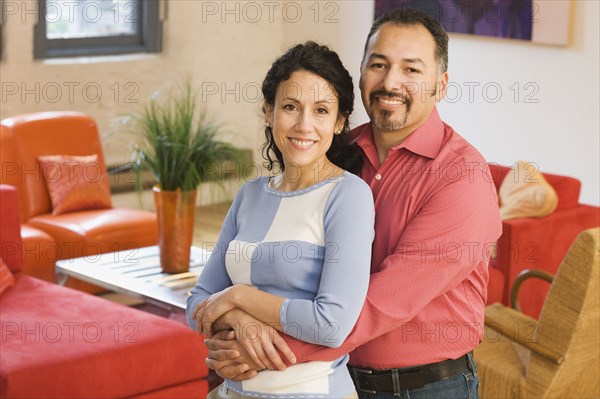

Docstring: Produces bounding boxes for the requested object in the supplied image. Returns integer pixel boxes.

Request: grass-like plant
[131,81,241,192]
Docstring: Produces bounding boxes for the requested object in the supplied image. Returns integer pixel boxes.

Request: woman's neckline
[264,170,348,196]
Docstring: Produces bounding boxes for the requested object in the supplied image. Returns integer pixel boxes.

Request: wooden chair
[474,227,599,398]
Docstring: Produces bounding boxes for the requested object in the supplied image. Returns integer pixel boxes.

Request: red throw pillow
[38,154,112,215]
[0,258,15,294]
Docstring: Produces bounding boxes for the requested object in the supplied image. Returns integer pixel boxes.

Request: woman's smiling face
[265,69,345,173]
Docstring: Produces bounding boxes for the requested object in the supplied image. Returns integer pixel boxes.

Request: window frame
[34,0,162,59]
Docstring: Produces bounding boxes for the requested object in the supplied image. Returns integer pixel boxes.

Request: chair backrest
[527,227,600,397]
[1,112,107,221]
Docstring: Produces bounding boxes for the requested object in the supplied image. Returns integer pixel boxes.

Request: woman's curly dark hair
[261,41,362,175]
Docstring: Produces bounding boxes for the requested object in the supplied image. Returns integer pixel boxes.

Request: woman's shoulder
[231,176,268,202]
[335,171,371,194]
[328,171,373,208]
[239,176,268,191]
[325,172,374,225]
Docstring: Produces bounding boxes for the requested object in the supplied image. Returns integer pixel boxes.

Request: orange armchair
[1,112,158,291]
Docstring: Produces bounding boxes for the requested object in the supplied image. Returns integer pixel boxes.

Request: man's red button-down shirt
[286,108,502,368]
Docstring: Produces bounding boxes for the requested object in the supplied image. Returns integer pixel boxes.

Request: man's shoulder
[439,121,489,171]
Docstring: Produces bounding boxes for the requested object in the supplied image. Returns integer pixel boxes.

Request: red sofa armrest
[0,184,23,273]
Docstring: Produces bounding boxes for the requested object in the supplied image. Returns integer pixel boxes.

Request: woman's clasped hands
[191,285,296,372]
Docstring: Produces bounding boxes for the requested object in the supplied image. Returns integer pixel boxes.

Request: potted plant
[131,81,241,273]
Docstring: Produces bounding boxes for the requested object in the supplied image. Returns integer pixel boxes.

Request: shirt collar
[356,107,445,160]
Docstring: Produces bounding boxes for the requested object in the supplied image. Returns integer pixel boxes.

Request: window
[34,0,162,59]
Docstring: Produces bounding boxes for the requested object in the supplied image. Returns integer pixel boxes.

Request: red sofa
[486,164,600,318]
[0,184,209,398]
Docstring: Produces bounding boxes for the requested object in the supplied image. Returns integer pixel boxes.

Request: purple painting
[374,0,572,45]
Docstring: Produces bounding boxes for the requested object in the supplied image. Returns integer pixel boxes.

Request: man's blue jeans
[353,353,479,399]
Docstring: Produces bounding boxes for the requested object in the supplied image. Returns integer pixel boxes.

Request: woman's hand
[191,285,246,335]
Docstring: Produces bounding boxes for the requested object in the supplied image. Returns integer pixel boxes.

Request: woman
[186,41,374,398]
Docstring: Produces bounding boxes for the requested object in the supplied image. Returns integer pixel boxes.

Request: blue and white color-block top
[187,171,375,398]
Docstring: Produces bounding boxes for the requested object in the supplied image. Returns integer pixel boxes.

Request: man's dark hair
[363,8,449,73]
[261,41,362,174]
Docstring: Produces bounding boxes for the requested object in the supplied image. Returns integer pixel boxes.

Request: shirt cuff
[279,298,291,330]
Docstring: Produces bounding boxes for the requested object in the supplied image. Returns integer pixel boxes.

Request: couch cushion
[0,275,208,398]
[21,225,105,294]
[27,208,158,258]
[38,154,112,215]
[499,161,558,220]
[20,225,58,283]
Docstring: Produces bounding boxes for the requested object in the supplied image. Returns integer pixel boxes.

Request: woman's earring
[265,122,271,128]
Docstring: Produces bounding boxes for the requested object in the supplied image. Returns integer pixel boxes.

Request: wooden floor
[193,202,231,248]
[110,187,234,249]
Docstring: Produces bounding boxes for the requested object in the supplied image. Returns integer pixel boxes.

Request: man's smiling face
[360,22,448,139]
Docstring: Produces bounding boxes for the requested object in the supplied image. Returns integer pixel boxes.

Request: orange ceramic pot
[153,186,197,273]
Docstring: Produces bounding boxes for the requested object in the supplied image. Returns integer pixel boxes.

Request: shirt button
[375,174,382,180]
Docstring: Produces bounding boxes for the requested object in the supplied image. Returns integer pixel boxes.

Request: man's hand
[205,330,260,381]
[212,309,296,371]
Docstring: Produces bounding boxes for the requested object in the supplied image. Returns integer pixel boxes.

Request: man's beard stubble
[368,89,413,132]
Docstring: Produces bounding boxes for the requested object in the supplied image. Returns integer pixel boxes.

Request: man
[205,8,501,398]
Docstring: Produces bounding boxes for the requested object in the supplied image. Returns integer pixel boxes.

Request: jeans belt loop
[353,366,376,395]
[467,351,476,373]
[391,369,401,396]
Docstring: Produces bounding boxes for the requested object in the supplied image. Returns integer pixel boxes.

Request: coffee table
[56,246,210,312]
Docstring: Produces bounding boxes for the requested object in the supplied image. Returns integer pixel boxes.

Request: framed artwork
[374,0,572,46]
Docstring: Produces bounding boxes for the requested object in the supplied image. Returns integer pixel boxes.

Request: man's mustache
[369,90,412,107]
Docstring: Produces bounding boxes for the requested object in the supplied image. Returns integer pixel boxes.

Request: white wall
[2,1,598,205]
[0,1,284,166]
[283,0,599,206]
[281,0,374,127]
[438,1,600,206]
